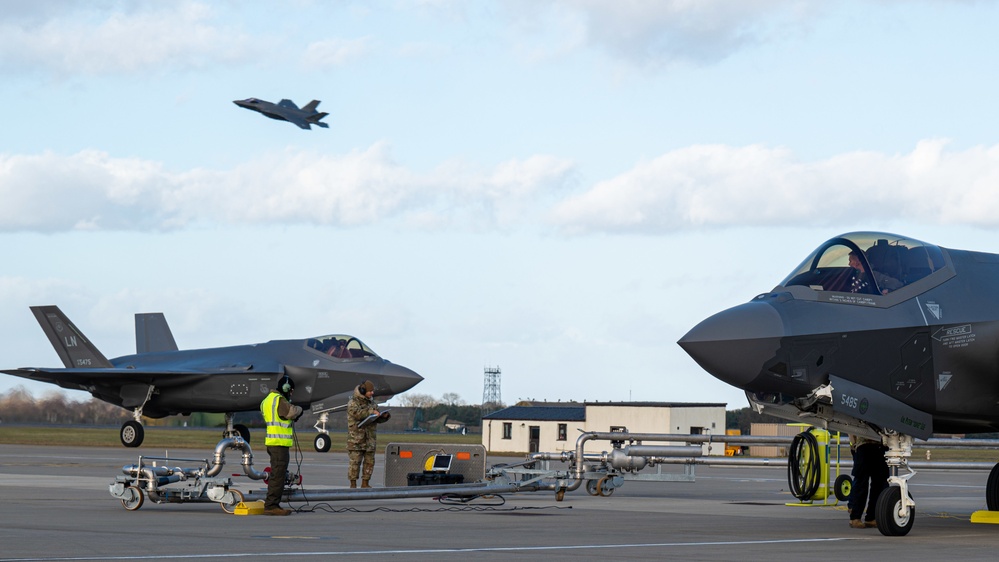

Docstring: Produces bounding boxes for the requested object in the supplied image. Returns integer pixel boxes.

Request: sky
[3,0,999,411]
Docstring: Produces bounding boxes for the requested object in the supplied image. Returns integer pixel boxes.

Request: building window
[502,422,512,439]
[557,423,567,441]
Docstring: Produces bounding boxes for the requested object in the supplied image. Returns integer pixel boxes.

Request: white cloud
[550,139,999,233]
[302,37,373,69]
[509,0,816,67]
[0,1,262,77]
[0,144,575,232]
[7,140,999,235]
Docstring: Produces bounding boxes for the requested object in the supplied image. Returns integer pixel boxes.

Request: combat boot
[361,479,371,488]
[349,480,357,488]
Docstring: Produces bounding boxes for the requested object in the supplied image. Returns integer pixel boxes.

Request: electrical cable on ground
[788,430,821,500]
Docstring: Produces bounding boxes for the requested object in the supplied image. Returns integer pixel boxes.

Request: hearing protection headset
[278,375,294,397]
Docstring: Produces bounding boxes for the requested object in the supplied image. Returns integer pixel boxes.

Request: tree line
[0,386,504,429]
[3,384,787,434]
[0,386,133,425]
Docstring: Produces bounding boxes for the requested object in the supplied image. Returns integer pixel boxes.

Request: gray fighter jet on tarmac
[234,97,329,129]
[2,306,422,450]
[679,231,999,536]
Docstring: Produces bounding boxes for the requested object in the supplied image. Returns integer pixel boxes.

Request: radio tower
[482,366,502,408]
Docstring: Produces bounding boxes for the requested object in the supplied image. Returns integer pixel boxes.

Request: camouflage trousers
[348,450,375,481]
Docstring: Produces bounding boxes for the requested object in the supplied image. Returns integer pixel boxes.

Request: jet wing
[1,368,211,391]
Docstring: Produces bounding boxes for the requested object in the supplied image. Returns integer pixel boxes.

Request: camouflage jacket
[346,386,377,452]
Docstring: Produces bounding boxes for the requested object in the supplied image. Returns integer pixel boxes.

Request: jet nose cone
[382,362,424,394]
[678,301,784,391]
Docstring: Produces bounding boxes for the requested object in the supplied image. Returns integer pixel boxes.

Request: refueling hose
[787,430,821,501]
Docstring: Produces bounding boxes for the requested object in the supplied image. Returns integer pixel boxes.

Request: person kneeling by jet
[260,375,303,516]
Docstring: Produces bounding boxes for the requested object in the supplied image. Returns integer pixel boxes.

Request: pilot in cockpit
[849,251,903,295]
[325,338,349,358]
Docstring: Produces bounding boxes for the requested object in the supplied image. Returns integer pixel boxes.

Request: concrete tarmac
[1,443,997,561]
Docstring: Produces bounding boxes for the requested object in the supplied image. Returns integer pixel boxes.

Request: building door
[529,426,540,453]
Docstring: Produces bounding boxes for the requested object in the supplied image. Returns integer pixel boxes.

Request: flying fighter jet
[679,231,999,536]
[2,306,422,450]
[234,97,330,130]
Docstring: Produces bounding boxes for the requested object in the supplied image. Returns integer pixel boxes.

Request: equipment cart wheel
[314,433,332,453]
[120,421,144,448]
[834,474,852,502]
[585,479,600,496]
[121,485,144,511]
[987,463,999,511]
[596,476,615,497]
[220,490,244,514]
[876,486,914,536]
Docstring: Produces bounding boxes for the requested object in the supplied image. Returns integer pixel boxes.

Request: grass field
[0,425,483,452]
[2,426,997,462]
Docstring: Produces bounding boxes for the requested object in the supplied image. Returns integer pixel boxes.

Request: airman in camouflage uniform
[347,380,378,488]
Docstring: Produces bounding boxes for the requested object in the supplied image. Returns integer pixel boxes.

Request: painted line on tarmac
[0,537,863,561]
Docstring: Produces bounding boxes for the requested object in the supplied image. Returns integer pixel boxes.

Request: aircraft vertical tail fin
[302,100,321,112]
[135,313,179,354]
[29,306,113,369]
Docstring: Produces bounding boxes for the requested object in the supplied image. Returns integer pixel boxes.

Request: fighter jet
[2,306,422,450]
[234,97,329,130]
[679,231,999,536]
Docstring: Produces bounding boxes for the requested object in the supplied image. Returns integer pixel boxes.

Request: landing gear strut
[875,432,916,536]
[120,386,156,448]
[313,411,332,452]
[221,413,250,443]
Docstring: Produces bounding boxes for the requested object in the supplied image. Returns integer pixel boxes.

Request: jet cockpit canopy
[306,335,378,360]
[778,232,945,295]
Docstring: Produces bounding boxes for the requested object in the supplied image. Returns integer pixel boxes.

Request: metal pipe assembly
[107,429,999,512]
[204,437,267,480]
[239,480,555,505]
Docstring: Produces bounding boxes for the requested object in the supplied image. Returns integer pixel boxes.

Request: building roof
[482,406,586,422]
[583,402,727,408]
[517,401,727,408]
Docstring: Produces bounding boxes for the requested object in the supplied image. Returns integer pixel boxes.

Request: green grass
[0,425,482,452]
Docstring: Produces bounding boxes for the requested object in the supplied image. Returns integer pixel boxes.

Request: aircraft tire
[314,433,332,453]
[120,421,144,448]
[834,474,852,502]
[986,463,999,511]
[233,424,251,443]
[875,486,914,536]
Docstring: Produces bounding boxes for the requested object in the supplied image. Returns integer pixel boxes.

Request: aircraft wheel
[233,424,251,443]
[875,486,914,536]
[121,485,144,511]
[314,433,332,453]
[120,421,144,448]
[220,489,244,514]
[986,463,999,511]
[585,479,600,496]
[596,476,614,497]
[834,474,852,502]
